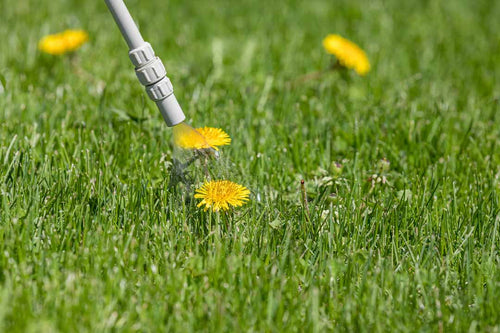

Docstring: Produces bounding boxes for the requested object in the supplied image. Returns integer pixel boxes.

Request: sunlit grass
[0,0,499,331]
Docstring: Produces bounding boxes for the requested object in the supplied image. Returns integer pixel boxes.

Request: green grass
[1,0,500,331]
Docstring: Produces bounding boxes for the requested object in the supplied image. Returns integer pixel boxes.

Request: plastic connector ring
[146,77,174,101]
[128,42,155,67]
[135,57,166,86]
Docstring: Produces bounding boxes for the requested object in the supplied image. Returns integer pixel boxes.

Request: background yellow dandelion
[38,29,88,55]
[322,34,370,75]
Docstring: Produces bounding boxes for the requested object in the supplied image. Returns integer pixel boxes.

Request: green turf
[1,0,500,331]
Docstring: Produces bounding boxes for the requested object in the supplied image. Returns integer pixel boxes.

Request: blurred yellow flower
[38,30,88,55]
[174,126,231,151]
[195,180,250,212]
[322,34,370,76]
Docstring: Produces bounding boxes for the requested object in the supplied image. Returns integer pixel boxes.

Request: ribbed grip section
[127,41,185,126]
[135,57,166,86]
[146,77,173,101]
[128,42,155,67]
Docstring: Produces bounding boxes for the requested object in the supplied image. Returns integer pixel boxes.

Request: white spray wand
[104,0,185,127]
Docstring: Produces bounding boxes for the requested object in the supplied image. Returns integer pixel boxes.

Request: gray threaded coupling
[135,57,166,86]
[105,0,186,127]
[128,42,185,126]
[128,42,154,66]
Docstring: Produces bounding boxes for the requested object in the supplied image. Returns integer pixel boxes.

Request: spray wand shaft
[104,0,185,126]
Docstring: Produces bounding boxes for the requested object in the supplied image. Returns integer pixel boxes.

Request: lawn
[1,0,499,331]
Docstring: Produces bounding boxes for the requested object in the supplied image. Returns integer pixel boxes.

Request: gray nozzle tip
[156,94,186,127]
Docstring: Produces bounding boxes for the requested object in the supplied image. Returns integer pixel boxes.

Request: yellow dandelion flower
[38,29,88,55]
[62,30,89,52]
[196,127,231,148]
[174,125,231,151]
[194,180,250,212]
[322,34,370,76]
[38,35,67,55]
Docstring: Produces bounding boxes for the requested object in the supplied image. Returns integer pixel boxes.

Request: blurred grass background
[0,0,499,331]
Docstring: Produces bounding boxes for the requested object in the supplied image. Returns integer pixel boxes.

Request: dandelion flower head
[322,34,370,76]
[174,126,231,151]
[194,180,250,212]
[39,29,88,55]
